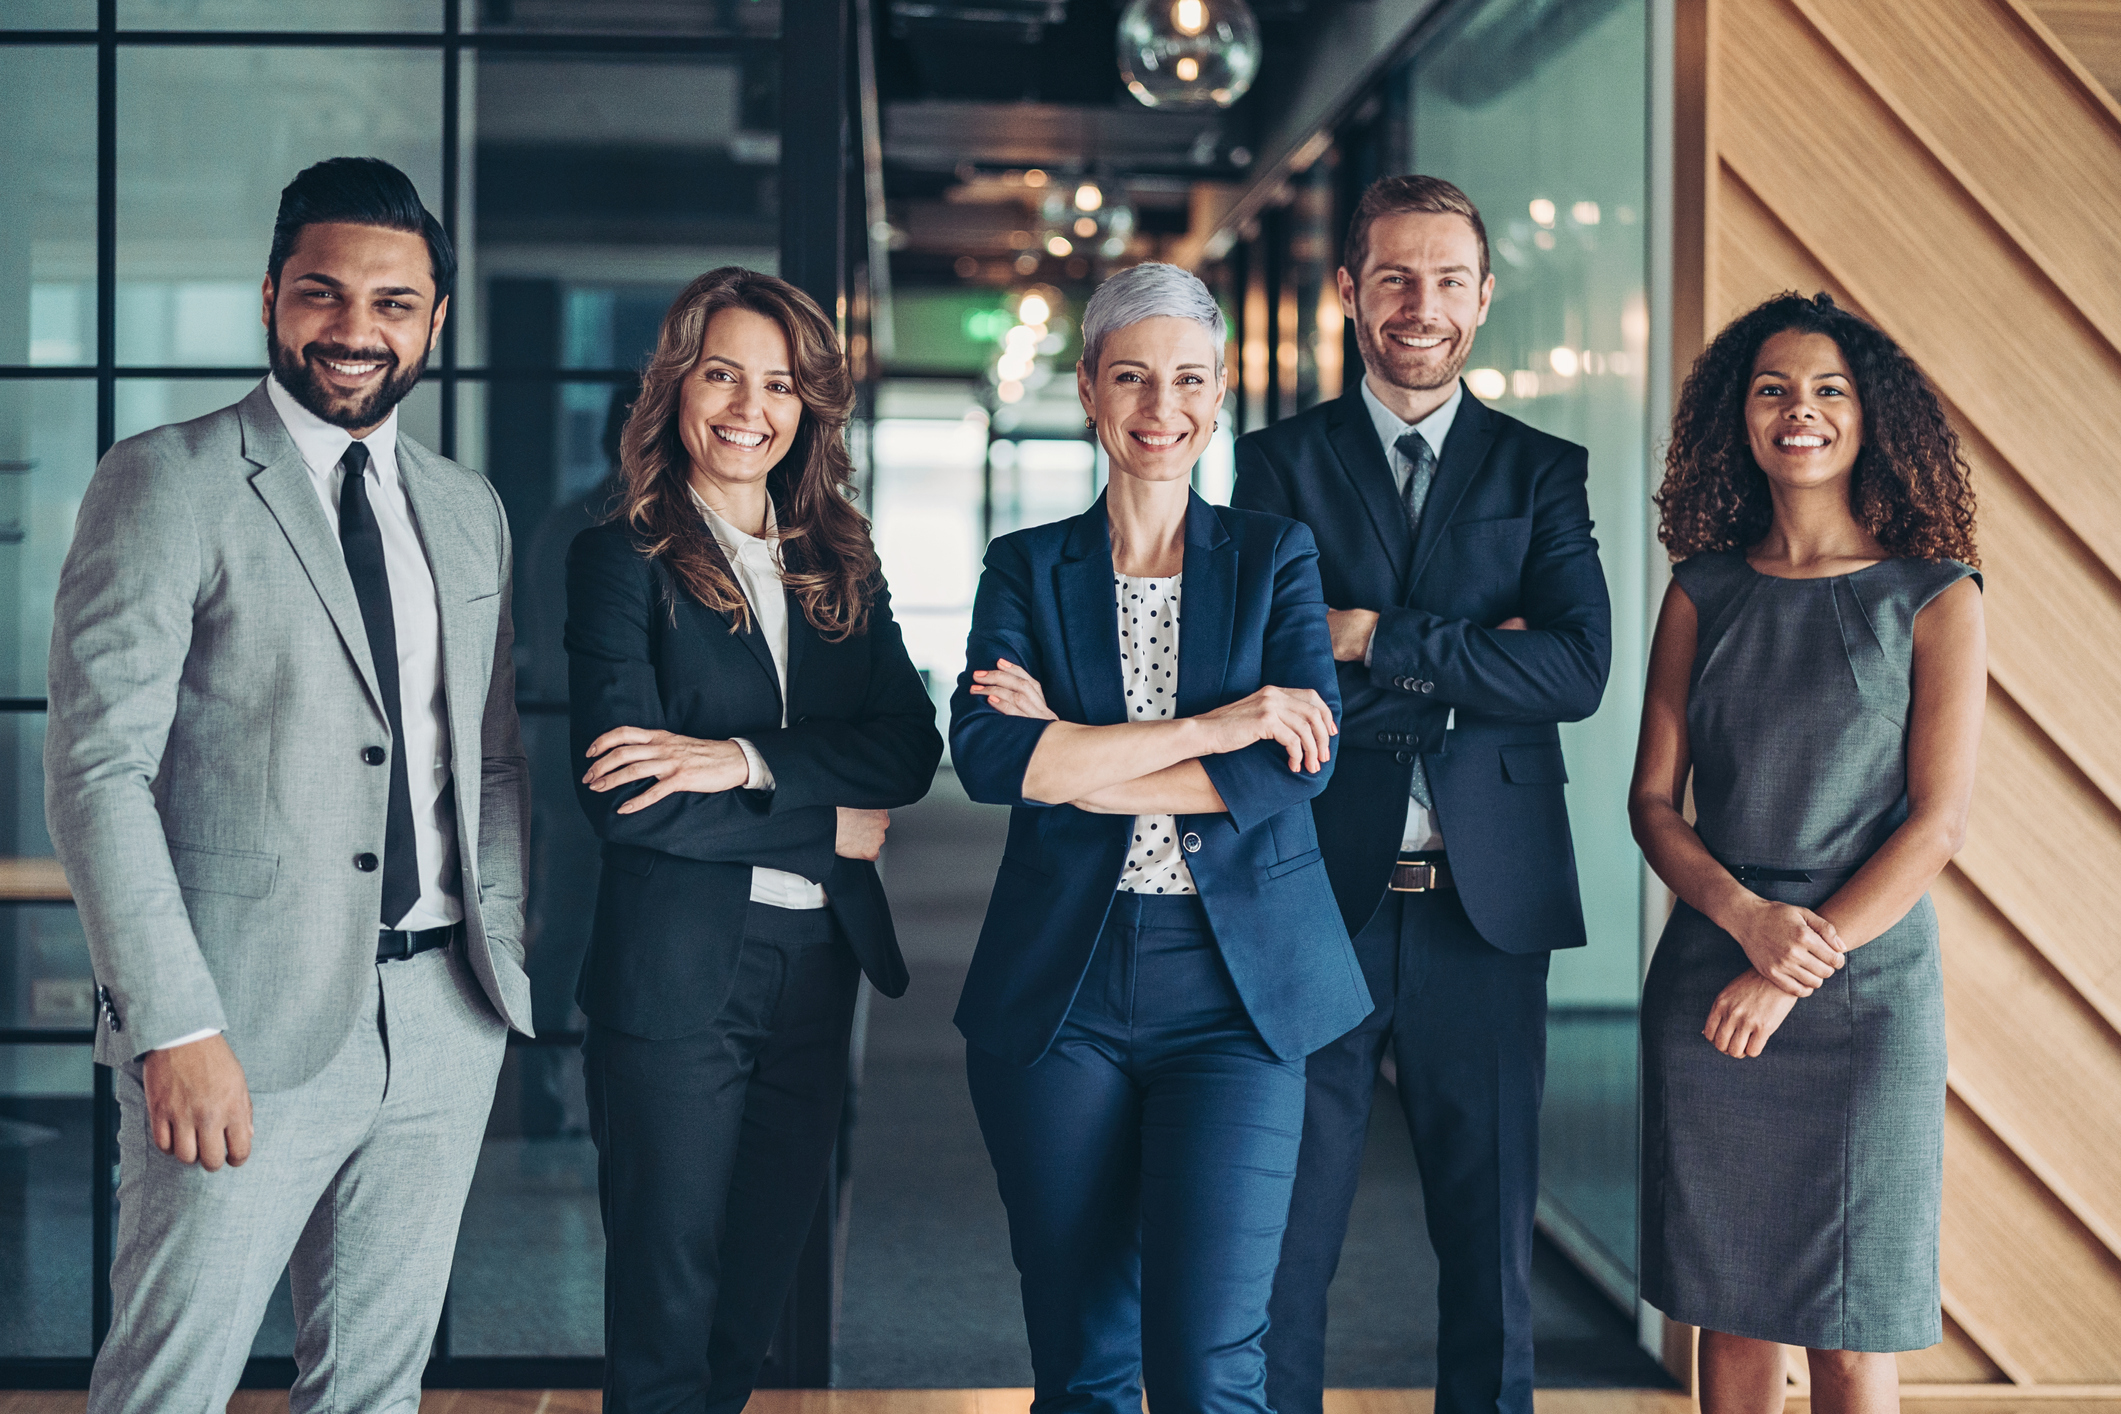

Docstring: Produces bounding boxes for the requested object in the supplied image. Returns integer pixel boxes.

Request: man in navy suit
[1233,175,1612,1414]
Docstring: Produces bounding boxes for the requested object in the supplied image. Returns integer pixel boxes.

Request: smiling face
[263,221,446,437]
[678,305,804,509]
[1745,329,1864,492]
[1340,210,1493,411]
[1078,315,1227,488]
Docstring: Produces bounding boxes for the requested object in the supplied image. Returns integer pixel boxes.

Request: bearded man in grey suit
[44,156,531,1414]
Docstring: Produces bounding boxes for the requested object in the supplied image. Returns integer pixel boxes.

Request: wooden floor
[1,1394,2117,1414]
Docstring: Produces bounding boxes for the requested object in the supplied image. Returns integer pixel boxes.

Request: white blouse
[1114,573,1197,896]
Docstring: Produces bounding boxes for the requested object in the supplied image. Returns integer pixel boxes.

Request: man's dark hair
[1343,174,1490,284]
[267,157,456,299]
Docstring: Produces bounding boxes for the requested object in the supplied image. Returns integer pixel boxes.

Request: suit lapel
[397,435,497,774]
[1407,389,1497,594]
[695,531,783,707]
[1174,494,1233,719]
[782,590,812,713]
[1324,387,1413,585]
[238,386,386,720]
[1055,494,1126,725]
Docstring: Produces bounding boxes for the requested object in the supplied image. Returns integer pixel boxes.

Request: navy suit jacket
[1232,384,1612,953]
[949,491,1372,1066]
[565,520,943,1040]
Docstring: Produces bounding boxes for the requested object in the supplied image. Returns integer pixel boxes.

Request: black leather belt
[377,922,460,962]
[1389,852,1454,893]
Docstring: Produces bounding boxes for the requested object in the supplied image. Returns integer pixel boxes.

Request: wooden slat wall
[1678,0,2121,1389]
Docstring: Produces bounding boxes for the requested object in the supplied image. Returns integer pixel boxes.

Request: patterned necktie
[337,441,421,929]
[1394,428,1437,810]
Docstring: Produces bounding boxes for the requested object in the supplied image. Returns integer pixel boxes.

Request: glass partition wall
[1210,0,1651,1312]
[0,0,855,1387]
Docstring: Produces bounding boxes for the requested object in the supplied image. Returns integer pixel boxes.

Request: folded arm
[1365,446,1611,722]
[565,527,836,880]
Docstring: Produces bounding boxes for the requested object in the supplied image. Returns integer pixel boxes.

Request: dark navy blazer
[949,491,1372,1067]
[1232,384,1612,953]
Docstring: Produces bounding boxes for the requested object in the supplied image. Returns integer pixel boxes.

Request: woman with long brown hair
[565,266,941,1409]
[1631,292,1984,1414]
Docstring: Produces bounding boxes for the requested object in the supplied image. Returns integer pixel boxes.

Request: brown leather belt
[1389,854,1454,892]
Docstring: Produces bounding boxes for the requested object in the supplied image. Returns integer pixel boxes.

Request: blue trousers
[1264,888,1550,1414]
[967,892,1308,1414]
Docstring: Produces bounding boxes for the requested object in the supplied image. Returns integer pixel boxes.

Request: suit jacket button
[362,746,386,766]
[1395,750,1415,765]
[354,852,379,872]
[1181,832,1201,854]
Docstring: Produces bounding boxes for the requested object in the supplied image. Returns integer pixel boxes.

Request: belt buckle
[1390,860,1437,893]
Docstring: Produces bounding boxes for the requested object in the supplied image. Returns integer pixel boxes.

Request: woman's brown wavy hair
[1657,291,1978,566]
[614,266,879,639]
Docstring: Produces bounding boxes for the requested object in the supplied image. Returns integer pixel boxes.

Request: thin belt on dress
[1718,859,1864,884]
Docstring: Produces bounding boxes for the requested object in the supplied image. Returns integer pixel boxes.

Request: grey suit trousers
[87,943,507,1414]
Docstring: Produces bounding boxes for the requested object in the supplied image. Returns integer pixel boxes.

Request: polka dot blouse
[1114,573,1197,897]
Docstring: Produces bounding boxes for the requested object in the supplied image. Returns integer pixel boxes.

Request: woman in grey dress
[1630,292,1986,1414]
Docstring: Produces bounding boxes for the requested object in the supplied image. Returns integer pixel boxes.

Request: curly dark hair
[1657,291,1977,565]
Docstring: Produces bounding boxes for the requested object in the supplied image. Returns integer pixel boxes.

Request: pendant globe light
[1117,0,1262,110]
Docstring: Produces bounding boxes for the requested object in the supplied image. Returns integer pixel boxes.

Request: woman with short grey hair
[949,260,1364,1414]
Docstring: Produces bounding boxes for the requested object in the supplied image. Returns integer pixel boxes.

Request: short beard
[267,307,430,431]
[1354,294,1471,394]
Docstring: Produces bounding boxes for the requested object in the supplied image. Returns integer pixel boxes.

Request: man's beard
[267,310,430,431]
[1354,297,1472,394]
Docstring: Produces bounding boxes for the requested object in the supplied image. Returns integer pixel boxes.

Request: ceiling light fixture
[1074,182,1104,212]
[1118,0,1260,110]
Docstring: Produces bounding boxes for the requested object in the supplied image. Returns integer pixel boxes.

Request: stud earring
[1085,416,1096,430]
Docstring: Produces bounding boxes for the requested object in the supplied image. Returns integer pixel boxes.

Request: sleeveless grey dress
[1639,551,1978,1352]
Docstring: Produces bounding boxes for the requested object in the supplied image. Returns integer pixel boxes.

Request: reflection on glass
[450,1050,603,1356]
[115,46,444,366]
[0,380,95,698]
[468,0,780,37]
[869,385,987,692]
[0,1042,93,1357]
[0,0,92,27]
[1406,0,1648,1280]
[0,48,98,367]
[118,0,442,31]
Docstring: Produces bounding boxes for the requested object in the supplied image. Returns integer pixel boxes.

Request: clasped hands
[1704,895,1847,1059]
[584,726,888,861]
[970,659,1337,775]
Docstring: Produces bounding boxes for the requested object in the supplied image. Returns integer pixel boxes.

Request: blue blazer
[949,491,1372,1067]
[1233,385,1612,952]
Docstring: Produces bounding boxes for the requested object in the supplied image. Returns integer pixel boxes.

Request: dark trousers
[968,892,1308,1414]
[1264,888,1550,1414]
[584,902,861,1414]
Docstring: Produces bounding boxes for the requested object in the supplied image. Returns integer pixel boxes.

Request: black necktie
[338,441,421,929]
[1393,429,1437,811]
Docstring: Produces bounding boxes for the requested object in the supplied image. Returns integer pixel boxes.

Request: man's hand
[835,807,890,860]
[144,1033,253,1171]
[583,727,749,813]
[1326,608,1380,663]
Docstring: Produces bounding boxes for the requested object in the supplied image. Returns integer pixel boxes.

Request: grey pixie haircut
[1079,262,1227,375]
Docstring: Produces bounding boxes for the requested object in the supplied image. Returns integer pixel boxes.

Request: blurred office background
[3,0,2118,1397]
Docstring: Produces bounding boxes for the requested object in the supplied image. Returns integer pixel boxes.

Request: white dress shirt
[1113,573,1197,896]
[1359,375,1463,852]
[693,491,829,911]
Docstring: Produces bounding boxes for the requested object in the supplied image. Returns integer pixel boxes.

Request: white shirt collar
[1360,374,1463,471]
[265,374,401,488]
[691,487,781,565]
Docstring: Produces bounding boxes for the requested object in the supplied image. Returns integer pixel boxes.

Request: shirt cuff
[156,1027,223,1052]
[732,737,775,792]
[1362,622,1378,669]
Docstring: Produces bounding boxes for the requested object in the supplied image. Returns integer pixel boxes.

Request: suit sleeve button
[1421,681,1434,694]
[354,853,379,872]
[1394,750,1415,765]
[1181,832,1201,854]
[362,746,386,766]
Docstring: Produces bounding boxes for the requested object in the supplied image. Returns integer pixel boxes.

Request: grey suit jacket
[45,381,533,1091]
